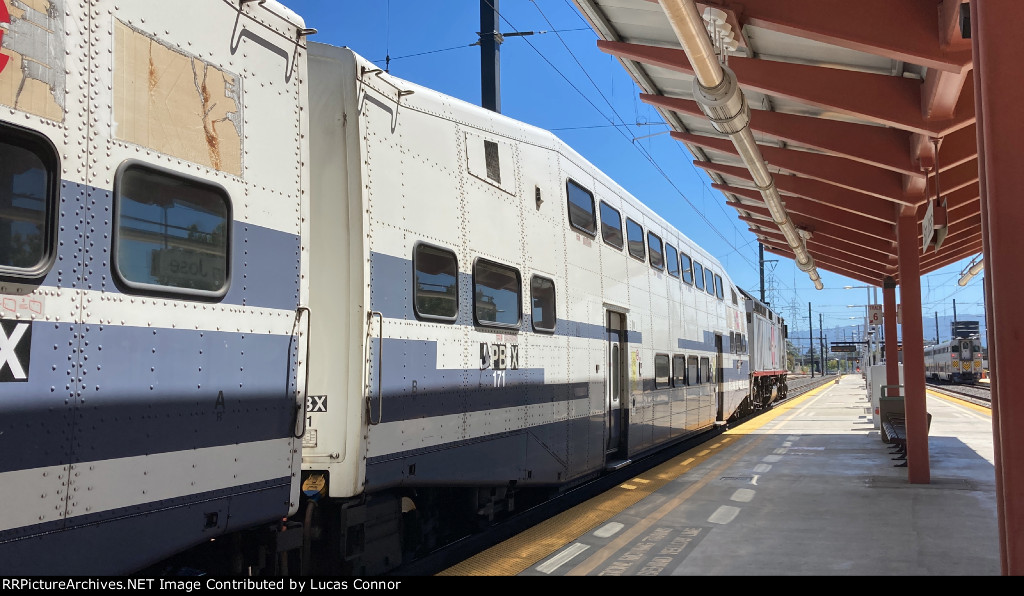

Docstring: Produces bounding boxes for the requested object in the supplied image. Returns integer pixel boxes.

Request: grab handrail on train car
[367,310,384,425]
[292,306,312,439]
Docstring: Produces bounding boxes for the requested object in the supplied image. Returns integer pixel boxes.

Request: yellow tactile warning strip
[926,389,992,416]
[438,381,835,576]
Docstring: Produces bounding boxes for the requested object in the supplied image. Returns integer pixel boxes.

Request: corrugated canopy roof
[573,0,977,288]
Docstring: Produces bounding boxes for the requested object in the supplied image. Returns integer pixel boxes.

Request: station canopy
[573,0,979,288]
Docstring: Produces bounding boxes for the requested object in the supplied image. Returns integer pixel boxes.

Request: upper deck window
[680,252,694,284]
[648,232,664,270]
[0,123,58,278]
[599,201,623,249]
[626,218,645,261]
[693,261,705,291]
[566,179,596,235]
[665,244,679,278]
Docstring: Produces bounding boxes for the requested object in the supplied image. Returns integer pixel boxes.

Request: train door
[606,310,628,458]
[715,334,725,422]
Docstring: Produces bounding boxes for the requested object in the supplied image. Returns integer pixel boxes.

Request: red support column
[974,0,1024,574]
[882,277,899,397]
[896,213,930,484]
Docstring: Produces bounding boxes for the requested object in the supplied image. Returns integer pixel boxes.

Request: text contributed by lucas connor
[1,579,404,593]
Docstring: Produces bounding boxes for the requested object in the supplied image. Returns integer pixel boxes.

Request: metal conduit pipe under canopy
[657,0,823,290]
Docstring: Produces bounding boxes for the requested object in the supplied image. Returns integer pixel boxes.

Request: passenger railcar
[924,337,984,383]
[297,42,788,575]
[1,0,792,576]
[0,0,308,575]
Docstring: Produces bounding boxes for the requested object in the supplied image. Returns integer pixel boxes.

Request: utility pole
[808,302,814,378]
[935,311,939,344]
[820,313,825,375]
[479,0,501,112]
[759,243,765,303]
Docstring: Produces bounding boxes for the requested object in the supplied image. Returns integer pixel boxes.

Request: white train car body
[924,337,984,383]
[301,44,754,572]
[0,0,307,575]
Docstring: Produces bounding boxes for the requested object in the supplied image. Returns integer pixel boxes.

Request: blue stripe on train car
[0,324,294,473]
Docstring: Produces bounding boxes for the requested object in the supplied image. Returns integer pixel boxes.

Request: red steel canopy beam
[753,225,897,266]
[643,93,921,178]
[678,132,917,205]
[695,160,898,223]
[718,183,895,241]
[640,0,972,73]
[597,41,974,137]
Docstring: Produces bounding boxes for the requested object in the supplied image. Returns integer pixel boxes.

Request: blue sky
[282,0,988,348]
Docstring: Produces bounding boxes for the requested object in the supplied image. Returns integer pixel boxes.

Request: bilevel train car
[0,0,308,575]
[924,337,984,384]
[1,0,798,576]
[296,42,785,575]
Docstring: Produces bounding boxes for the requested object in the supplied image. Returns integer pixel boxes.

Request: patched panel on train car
[112,20,242,175]
[0,0,66,122]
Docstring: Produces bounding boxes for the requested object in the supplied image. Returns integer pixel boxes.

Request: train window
[113,162,230,297]
[599,201,624,249]
[665,244,680,278]
[648,232,664,270]
[531,275,556,333]
[0,123,58,278]
[714,274,724,299]
[413,243,459,321]
[693,261,705,291]
[654,354,670,389]
[700,357,711,384]
[474,258,521,328]
[731,288,738,305]
[566,179,596,236]
[625,218,645,261]
[705,268,715,295]
[688,355,699,384]
[680,252,694,284]
[672,354,687,386]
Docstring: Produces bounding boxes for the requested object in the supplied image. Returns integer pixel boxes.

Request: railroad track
[927,382,991,408]
[389,374,839,576]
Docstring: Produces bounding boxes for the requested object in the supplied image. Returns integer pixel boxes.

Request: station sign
[868,304,882,325]
[831,344,858,353]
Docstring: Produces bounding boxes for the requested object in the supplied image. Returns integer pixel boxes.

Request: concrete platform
[445,374,999,576]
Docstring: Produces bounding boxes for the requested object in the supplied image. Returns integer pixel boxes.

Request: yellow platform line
[438,381,834,576]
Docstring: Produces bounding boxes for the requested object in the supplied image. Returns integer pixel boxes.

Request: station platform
[441,374,999,576]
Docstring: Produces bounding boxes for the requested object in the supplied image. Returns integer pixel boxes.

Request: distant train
[0,0,788,576]
[924,337,984,384]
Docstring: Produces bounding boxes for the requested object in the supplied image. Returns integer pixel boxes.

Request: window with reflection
[666,244,679,278]
[705,268,716,295]
[672,354,686,386]
[694,261,705,291]
[566,179,596,235]
[654,354,670,389]
[599,201,623,249]
[531,275,556,332]
[474,259,521,327]
[648,232,664,270]
[715,274,724,299]
[680,252,694,284]
[114,163,229,296]
[688,355,699,384]
[414,243,459,320]
[700,357,711,384]
[626,218,645,261]
[0,125,57,276]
